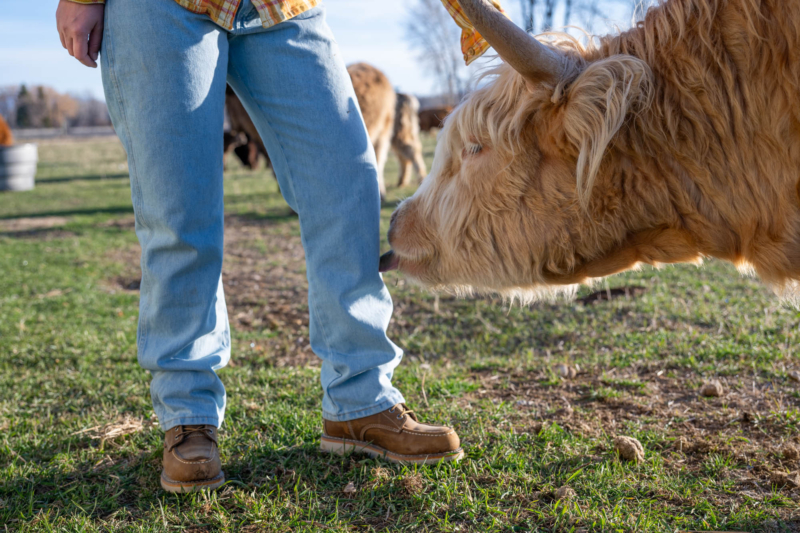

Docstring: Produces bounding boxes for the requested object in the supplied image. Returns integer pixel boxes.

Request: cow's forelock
[405,78,583,301]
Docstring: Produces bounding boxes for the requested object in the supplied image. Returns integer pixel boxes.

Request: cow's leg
[246,141,260,169]
[393,141,425,187]
[398,157,414,188]
[412,144,428,182]
[223,132,238,168]
[227,5,405,422]
[100,0,230,430]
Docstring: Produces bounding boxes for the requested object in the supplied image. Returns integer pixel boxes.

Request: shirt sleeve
[440,0,507,65]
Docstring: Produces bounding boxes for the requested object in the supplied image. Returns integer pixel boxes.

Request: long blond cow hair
[420,0,800,301]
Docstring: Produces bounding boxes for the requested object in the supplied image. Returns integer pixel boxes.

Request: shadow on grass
[0,440,373,527]
[0,206,134,220]
[227,208,298,224]
[37,172,130,184]
[2,429,799,531]
[0,228,77,240]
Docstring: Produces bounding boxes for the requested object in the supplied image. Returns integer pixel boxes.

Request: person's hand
[56,1,105,68]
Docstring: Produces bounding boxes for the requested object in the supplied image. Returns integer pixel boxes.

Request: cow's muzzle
[379,250,399,272]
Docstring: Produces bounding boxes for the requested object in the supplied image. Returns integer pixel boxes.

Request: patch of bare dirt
[223,215,313,367]
[0,216,69,232]
[101,214,314,366]
[0,216,75,239]
[577,285,646,304]
[98,215,136,231]
[469,364,800,511]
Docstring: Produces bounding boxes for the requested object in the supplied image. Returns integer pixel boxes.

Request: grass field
[1,135,799,532]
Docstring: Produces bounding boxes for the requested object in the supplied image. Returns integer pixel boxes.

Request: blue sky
[0,1,632,100]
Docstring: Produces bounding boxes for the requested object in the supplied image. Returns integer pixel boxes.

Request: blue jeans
[100,0,405,429]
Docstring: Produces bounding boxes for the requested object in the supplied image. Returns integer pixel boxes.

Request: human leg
[101,0,230,431]
[225,4,462,463]
[226,5,403,421]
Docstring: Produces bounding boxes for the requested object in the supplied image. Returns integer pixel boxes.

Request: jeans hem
[322,391,406,422]
[161,416,221,431]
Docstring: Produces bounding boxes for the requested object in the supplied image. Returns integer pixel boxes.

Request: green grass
[1,135,799,531]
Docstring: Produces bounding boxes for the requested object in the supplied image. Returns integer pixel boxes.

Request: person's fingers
[56,3,104,67]
[87,22,103,63]
[73,32,97,68]
[66,35,75,57]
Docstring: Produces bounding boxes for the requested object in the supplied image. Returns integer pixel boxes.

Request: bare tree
[72,93,111,127]
[519,0,643,34]
[520,0,536,32]
[405,0,468,105]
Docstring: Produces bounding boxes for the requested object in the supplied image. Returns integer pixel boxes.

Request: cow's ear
[559,55,652,206]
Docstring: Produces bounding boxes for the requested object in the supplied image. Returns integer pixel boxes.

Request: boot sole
[160,471,226,493]
[320,435,464,465]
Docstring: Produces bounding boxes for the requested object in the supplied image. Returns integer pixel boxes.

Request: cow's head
[381,0,656,299]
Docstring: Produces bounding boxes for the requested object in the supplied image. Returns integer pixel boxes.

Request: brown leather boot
[161,425,225,492]
[320,404,464,464]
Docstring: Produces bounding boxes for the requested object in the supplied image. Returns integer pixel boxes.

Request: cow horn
[459,0,568,84]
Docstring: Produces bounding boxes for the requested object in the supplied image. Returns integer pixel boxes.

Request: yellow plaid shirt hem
[65,0,503,64]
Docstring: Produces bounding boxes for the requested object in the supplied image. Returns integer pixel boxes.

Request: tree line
[0,85,111,129]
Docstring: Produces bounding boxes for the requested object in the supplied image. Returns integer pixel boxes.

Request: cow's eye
[464,143,483,157]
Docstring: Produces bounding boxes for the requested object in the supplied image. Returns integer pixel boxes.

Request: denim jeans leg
[100,0,231,429]
[226,5,405,421]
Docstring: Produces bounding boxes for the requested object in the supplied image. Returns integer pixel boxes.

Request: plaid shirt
[67,0,504,65]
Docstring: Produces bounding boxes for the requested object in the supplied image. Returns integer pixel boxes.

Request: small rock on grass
[700,379,724,397]
[554,364,577,379]
[614,436,645,463]
[770,471,800,489]
[401,473,424,495]
[788,370,800,383]
[555,486,576,501]
[783,445,800,461]
[343,482,356,494]
[554,405,574,419]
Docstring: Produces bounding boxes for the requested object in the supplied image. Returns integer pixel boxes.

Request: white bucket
[0,144,38,192]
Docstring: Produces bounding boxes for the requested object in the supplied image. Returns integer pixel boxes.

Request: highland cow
[348,62,397,200]
[224,67,425,196]
[382,0,800,303]
[392,93,428,187]
[225,85,270,170]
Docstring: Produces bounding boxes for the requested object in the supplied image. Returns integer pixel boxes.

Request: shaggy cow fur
[0,115,13,146]
[392,93,428,187]
[385,0,800,302]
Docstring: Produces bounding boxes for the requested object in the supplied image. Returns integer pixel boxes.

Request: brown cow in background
[224,85,270,170]
[418,106,454,133]
[0,115,13,146]
[392,93,427,187]
[225,64,427,199]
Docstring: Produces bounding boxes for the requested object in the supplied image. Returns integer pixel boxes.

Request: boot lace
[174,425,214,441]
[388,404,417,421]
